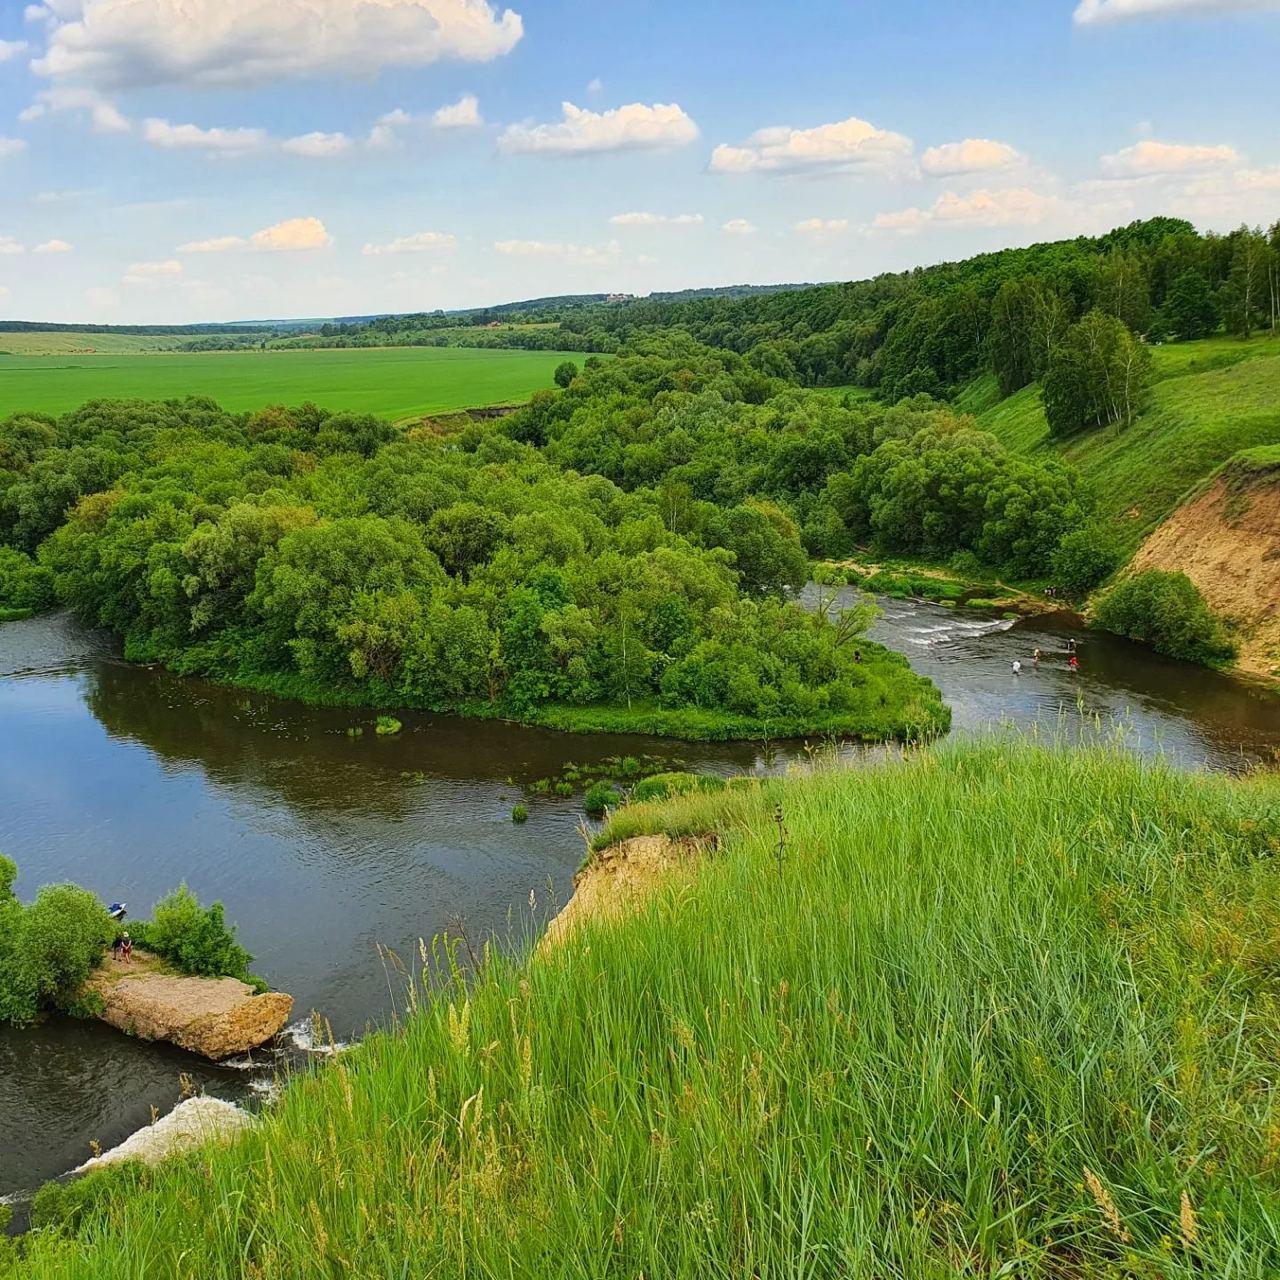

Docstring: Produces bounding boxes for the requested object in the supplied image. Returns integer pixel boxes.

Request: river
[2,602,1278,1200]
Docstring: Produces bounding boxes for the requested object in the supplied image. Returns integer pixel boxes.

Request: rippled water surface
[2,603,1278,1197]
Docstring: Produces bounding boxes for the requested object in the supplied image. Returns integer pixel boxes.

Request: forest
[0,365,953,740]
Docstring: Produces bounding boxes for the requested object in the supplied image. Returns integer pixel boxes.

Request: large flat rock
[87,953,292,1059]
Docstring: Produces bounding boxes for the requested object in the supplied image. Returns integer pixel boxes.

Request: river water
[2,602,1278,1199]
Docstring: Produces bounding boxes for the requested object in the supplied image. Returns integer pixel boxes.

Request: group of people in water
[1011,637,1079,677]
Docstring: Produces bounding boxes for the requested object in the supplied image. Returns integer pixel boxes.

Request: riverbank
[818,556,1059,616]
[7,739,1280,1276]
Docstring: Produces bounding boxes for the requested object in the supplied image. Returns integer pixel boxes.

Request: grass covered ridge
[974,335,1280,555]
[8,740,1280,1277]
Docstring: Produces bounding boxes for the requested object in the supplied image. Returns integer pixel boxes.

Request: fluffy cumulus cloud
[1075,0,1280,23]
[794,217,849,236]
[28,0,523,91]
[1100,139,1240,177]
[921,138,1024,177]
[282,131,353,158]
[709,115,912,176]
[34,238,73,252]
[143,118,267,153]
[498,102,698,156]
[0,38,28,61]
[874,187,1058,233]
[251,217,332,251]
[608,211,703,226]
[123,258,182,284]
[0,137,28,161]
[433,93,482,128]
[363,230,457,255]
[20,86,129,132]
[176,235,246,252]
[721,218,756,235]
[493,238,619,261]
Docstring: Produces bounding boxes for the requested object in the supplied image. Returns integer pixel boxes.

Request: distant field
[971,334,1280,554]
[0,331,182,355]
[0,346,588,420]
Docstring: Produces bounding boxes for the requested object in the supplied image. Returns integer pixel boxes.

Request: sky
[0,0,1279,324]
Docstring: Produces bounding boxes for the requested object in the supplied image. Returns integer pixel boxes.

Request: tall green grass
[8,739,1280,1278]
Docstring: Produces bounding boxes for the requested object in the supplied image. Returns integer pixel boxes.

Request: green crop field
[0,346,589,420]
[0,331,184,355]
[970,334,1280,554]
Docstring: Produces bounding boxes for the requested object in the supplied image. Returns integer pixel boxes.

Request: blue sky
[1,0,1278,324]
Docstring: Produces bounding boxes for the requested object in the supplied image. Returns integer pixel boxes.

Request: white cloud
[0,38,28,61]
[498,101,698,155]
[1100,139,1240,177]
[123,258,182,284]
[721,218,756,235]
[143,117,267,153]
[709,115,912,176]
[873,187,1058,234]
[1171,164,1280,218]
[363,230,458,255]
[20,87,129,132]
[31,0,524,91]
[494,238,620,261]
[432,93,482,128]
[921,138,1024,177]
[0,237,25,255]
[369,108,412,148]
[1075,0,1280,23]
[608,211,704,226]
[282,131,353,158]
[586,77,602,93]
[0,137,27,161]
[33,238,72,253]
[250,216,332,251]
[794,217,849,236]
[175,235,247,253]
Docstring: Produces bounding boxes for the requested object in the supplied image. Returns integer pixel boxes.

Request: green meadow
[968,334,1280,554]
[0,346,587,421]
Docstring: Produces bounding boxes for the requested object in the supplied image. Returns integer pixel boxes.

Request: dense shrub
[583,782,620,816]
[0,863,115,1024]
[0,545,55,611]
[1050,525,1123,597]
[133,885,254,981]
[1094,569,1236,665]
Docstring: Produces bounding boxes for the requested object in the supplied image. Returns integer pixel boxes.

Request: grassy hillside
[971,335,1280,554]
[8,740,1280,1277]
[0,346,586,421]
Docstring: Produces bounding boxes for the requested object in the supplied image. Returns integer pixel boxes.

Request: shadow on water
[2,601,1278,1198]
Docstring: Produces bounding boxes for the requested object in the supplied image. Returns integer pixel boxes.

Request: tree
[1095,570,1235,666]
[553,360,579,388]
[1163,270,1218,341]
[1220,226,1268,339]
[1041,310,1151,437]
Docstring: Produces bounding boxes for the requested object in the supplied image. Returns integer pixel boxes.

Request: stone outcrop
[86,952,292,1060]
[75,1096,257,1172]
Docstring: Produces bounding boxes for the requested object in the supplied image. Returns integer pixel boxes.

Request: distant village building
[606,293,635,304]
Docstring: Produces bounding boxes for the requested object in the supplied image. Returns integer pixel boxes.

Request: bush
[375,716,402,735]
[511,803,529,824]
[1051,525,1123,598]
[553,360,578,388]
[1095,569,1236,666]
[30,1162,154,1237]
[133,885,254,981]
[583,781,620,817]
[0,879,115,1024]
[0,545,55,612]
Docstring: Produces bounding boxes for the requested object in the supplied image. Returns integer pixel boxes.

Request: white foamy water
[73,1097,256,1172]
[285,1018,352,1056]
